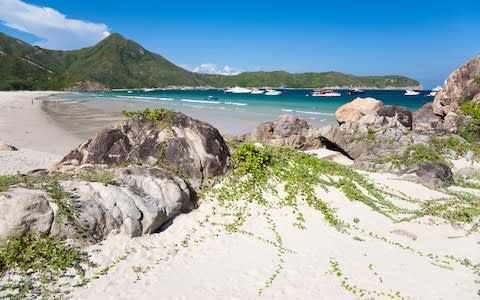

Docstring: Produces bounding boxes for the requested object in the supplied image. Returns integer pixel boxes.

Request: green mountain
[0,32,421,90]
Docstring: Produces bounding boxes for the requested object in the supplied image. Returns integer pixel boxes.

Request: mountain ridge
[0,32,422,90]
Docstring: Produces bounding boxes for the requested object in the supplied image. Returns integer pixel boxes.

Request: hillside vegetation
[0,32,420,90]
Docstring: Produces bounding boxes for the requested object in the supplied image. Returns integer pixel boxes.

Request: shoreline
[112,85,425,91]
[0,91,85,174]
[0,91,83,154]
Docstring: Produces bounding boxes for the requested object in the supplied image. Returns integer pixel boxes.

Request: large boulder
[397,162,454,188]
[243,115,319,149]
[335,97,383,125]
[412,103,443,131]
[433,56,480,116]
[0,166,195,244]
[376,105,413,129]
[56,112,230,189]
[0,188,54,241]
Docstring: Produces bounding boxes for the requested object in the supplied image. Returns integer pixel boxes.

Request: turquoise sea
[48,89,433,135]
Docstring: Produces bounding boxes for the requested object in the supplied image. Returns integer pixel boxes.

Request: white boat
[312,89,341,97]
[404,90,420,96]
[224,86,252,94]
[250,89,265,94]
[143,88,156,92]
[427,86,442,97]
[264,89,282,96]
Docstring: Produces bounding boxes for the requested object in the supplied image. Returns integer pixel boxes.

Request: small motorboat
[427,86,442,97]
[264,89,282,96]
[225,86,252,93]
[205,95,218,101]
[348,88,365,95]
[250,89,265,94]
[312,89,341,97]
[404,90,420,96]
[143,88,156,92]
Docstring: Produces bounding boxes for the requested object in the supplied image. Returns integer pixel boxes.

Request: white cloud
[191,63,242,76]
[0,0,110,50]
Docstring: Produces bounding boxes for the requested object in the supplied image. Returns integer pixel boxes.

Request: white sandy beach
[0,92,479,299]
[70,170,480,300]
[0,92,84,174]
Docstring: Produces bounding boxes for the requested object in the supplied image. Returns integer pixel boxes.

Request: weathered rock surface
[0,166,195,244]
[397,162,454,187]
[433,55,480,116]
[0,188,54,241]
[376,105,413,129]
[0,142,18,151]
[412,103,443,132]
[335,97,383,124]
[65,81,111,92]
[242,115,322,149]
[56,112,230,189]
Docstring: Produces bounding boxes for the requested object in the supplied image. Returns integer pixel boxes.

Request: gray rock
[455,167,480,178]
[0,188,54,242]
[55,166,193,243]
[242,115,324,150]
[56,112,230,189]
[412,102,443,132]
[376,105,413,129]
[433,55,480,116]
[398,162,454,187]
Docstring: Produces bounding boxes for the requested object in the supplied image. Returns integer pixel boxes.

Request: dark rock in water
[433,55,480,116]
[0,142,18,151]
[56,112,230,189]
[377,105,413,129]
[397,162,454,188]
[412,103,443,132]
[65,81,110,92]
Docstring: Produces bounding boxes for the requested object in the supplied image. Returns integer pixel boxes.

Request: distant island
[0,32,421,91]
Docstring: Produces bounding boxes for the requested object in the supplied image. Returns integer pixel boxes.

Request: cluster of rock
[56,111,230,189]
[65,81,111,92]
[0,166,194,244]
[237,56,480,186]
[0,112,231,244]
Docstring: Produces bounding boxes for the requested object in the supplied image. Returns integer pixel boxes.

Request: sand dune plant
[0,231,91,299]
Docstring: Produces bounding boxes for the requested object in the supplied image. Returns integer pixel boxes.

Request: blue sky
[0,0,479,88]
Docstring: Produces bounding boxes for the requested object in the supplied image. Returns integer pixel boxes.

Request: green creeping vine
[0,231,92,299]
[206,143,415,294]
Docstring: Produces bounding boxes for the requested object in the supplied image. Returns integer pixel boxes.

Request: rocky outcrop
[433,56,480,116]
[242,115,322,149]
[397,162,454,188]
[335,97,383,124]
[0,166,195,244]
[0,188,54,241]
[65,81,111,92]
[56,112,231,189]
[376,105,412,129]
[412,103,443,131]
